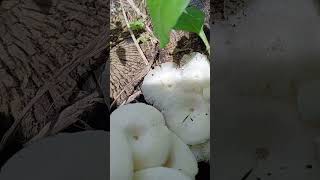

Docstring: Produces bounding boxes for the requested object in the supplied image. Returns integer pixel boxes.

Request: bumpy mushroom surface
[141,62,182,109]
[0,131,108,180]
[134,167,193,180]
[110,103,172,170]
[180,52,210,92]
[163,94,210,145]
[141,52,210,148]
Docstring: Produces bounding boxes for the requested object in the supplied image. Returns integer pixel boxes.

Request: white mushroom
[189,140,210,162]
[162,94,210,145]
[141,52,210,108]
[110,103,172,170]
[111,128,134,180]
[141,52,210,147]
[165,133,198,177]
[202,86,210,102]
[141,62,182,109]
[0,131,108,180]
[133,167,193,180]
[180,52,210,92]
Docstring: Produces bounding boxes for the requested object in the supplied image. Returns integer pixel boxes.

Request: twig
[241,168,254,180]
[126,0,147,19]
[120,0,149,65]
[124,0,158,44]
[76,120,94,130]
[125,0,155,39]
[125,90,142,104]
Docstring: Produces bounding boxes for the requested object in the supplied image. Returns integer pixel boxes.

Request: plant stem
[199,28,210,54]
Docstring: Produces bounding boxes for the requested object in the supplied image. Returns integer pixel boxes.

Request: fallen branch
[126,0,147,19]
[120,0,149,65]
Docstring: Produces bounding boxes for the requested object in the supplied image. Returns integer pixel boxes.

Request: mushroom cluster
[110,103,198,180]
[141,52,210,162]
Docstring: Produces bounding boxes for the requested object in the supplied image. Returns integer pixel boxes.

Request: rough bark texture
[110,38,147,106]
[0,0,109,142]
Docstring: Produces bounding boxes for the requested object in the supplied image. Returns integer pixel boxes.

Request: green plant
[129,19,145,31]
[146,0,210,53]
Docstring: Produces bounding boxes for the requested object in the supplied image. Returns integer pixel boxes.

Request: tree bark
[0,0,109,142]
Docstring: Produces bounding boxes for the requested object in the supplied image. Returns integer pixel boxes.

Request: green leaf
[147,0,190,48]
[174,6,210,53]
[173,6,204,34]
[174,6,210,54]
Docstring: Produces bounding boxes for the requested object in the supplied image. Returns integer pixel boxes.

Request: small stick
[241,168,254,180]
[120,0,149,65]
[125,0,158,43]
[125,90,142,104]
[126,0,147,19]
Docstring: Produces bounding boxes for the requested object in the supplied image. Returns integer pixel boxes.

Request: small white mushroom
[111,128,134,180]
[162,94,210,145]
[110,103,172,170]
[189,140,210,162]
[165,132,198,177]
[133,167,193,180]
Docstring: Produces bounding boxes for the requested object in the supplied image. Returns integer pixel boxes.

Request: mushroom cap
[133,167,193,180]
[130,126,172,170]
[110,103,172,170]
[165,132,198,177]
[141,62,182,108]
[110,103,165,128]
[190,140,210,162]
[0,131,108,180]
[180,52,210,90]
[163,94,210,145]
[111,128,134,180]
[202,86,210,103]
